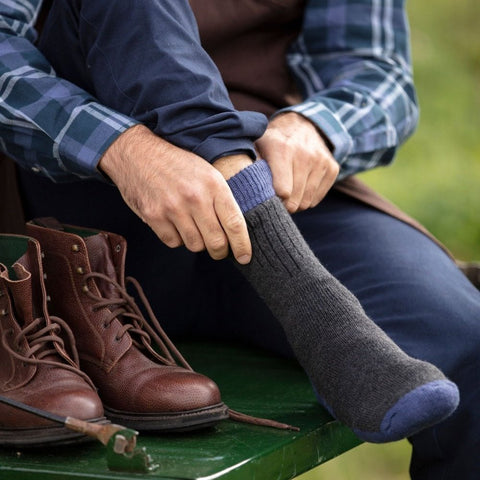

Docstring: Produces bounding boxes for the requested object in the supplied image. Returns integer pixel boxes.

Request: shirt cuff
[57,103,138,181]
[192,137,258,164]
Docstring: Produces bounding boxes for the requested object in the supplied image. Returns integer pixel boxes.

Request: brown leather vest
[189,0,304,116]
[188,0,449,256]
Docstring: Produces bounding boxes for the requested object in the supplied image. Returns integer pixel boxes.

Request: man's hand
[255,112,339,213]
[99,125,252,264]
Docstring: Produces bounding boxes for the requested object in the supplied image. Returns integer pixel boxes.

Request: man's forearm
[42,0,266,166]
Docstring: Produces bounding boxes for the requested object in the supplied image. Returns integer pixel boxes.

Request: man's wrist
[98,124,163,185]
[212,153,253,180]
[273,111,334,152]
[99,124,139,179]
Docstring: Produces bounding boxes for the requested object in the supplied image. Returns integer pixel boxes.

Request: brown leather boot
[0,235,105,447]
[26,219,228,432]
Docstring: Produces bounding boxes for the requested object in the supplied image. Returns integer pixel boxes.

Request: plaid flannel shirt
[0,0,418,182]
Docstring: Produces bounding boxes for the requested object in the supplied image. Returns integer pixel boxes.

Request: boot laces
[2,316,95,389]
[83,271,298,431]
[83,272,192,369]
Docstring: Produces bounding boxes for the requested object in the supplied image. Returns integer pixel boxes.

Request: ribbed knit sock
[227,160,459,443]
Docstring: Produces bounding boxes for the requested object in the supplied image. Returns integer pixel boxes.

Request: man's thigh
[226,189,480,366]
[294,190,480,370]
[233,188,480,479]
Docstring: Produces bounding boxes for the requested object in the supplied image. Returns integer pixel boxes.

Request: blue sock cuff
[227,159,276,214]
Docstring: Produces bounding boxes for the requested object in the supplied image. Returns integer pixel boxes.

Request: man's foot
[227,161,459,443]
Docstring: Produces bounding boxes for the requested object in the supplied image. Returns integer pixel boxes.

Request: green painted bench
[0,342,361,480]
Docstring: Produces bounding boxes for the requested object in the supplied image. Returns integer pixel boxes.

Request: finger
[269,156,293,201]
[300,167,324,211]
[300,157,329,209]
[171,214,206,253]
[194,211,230,260]
[215,192,252,264]
[309,159,339,207]
[149,221,184,249]
[259,139,293,200]
[285,158,308,213]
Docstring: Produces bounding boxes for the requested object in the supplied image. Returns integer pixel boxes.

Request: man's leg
[213,161,458,443]
[221,188,480,479]
[18,162,479,475]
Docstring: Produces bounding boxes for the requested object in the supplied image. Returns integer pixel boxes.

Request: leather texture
[26,220,227,431]
[0,235,104,445]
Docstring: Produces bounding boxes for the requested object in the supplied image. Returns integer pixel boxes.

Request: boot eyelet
[41,251,45,259]
[71,244,80,252]
[76,267,84,275]
[115,244,121,253]
[82,285,89,293]
[1,309,7,316]
[114,336,121,342]
[46,295,51,302]
[102,322,108,328]
[43,273,48,280]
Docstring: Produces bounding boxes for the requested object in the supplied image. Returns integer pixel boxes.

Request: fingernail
[237,254,251,265]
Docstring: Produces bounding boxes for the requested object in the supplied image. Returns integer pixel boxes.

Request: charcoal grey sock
[227,160,459,442]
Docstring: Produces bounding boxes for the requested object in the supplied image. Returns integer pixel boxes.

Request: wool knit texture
[227,161,459,442]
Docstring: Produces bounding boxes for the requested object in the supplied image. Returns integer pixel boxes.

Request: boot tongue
[84,233,120,298]
[8,263,35,325]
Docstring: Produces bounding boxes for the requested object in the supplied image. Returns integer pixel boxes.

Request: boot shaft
[0,235,45,389]
[0,234,51,318]
[26,220,133,368]
[0,235,83,389]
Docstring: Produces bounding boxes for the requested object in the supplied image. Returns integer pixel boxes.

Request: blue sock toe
[354,379,460,443]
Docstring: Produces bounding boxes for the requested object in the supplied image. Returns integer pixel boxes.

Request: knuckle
[188,243,205,253]
[158,232,182,248]
[330,160,340,176]
[225,214,245,234]
[285,200,299,213]
[183,232,204,252]
[275,184,292,199]
[139,202,157,223]
[183,189,202,205]
[208,235,228,253]
[208,248,228,261]
[165,238,183,249]
[300,196,312,211]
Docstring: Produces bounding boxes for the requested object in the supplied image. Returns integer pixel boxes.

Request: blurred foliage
[360,0,480,261]
[298,1,478,479]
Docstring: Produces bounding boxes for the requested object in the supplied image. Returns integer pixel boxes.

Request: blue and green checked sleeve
[1,0,418,183]
[0,0,138,182]
[283,0,419,179]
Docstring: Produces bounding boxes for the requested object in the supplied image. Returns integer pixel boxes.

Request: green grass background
[298,0,479,479]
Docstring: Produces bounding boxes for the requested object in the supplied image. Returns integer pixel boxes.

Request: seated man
[1,1,479,478]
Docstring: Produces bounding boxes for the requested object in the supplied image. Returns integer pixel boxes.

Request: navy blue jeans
[18,171,480,479]
[27,0,480,478]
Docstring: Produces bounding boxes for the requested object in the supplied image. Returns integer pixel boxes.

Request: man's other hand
[256,112,339,213]
[99,125,252,264]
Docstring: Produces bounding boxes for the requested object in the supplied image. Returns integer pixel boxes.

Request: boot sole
[0,417,109,448]
[104,402,229,432]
